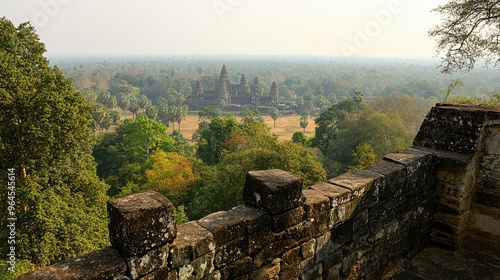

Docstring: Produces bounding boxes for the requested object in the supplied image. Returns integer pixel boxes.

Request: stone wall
[413,103,500,252]
[18,103,500,280]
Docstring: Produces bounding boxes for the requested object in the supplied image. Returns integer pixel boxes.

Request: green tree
[110,110,122,125]
[198,107,222,130]
[138,95,151,112]
[145,105,158,120]
[0,19,109,269]
[117,94,131,118]
[97,91,116,109]
[93,116,177,196]
[429,0,500,73]
[314,84,324,96]
[156,97,171,127]
[240,107,264,124]
[128,98,140,120]
[269,107,281,127]
[143,150,195,206]
[169,105,188,132]
[347,143,377,172]
[196,116,239,165]
[325,111,412,176]
[313,95,361,152]
[300,115,309,133]
[292,131,311,146]
[123,115,172,160]
[314,95,328,113]
[91,103,109,133]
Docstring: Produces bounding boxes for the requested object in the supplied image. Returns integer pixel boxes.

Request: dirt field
[177,113,316,142]
[106,111,316,142]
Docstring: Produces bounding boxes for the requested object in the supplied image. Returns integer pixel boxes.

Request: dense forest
[50,54,499,220]
[1,11,500,278]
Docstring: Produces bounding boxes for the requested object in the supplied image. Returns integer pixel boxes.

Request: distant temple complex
[187,64,279,110]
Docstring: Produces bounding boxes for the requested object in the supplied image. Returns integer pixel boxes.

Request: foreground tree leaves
[429,0,500,74]
[0,18,109,268]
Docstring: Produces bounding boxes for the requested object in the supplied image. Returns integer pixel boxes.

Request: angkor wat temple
[187,64,279,110]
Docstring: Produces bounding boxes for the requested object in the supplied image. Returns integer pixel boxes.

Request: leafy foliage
[196,116,239,165]
[144,150,195,205]
[0,18,108,268]
[347,143,377,172]
[188,120,326,219]
[93,116,176,196]
[316,93,430,176]
[429,0,500,74]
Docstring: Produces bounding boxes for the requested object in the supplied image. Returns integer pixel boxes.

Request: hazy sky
[1,0,449,58]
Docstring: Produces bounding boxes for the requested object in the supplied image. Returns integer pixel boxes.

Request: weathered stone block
[280,246,305,279]
[435,181,472,198]
[243,169,304,215]
[484,127,500,155]
[310,182,352,207]
[436,164,469,186]
[368,207,395,236]
[478,170,500,194]
[481,155,500,171]
[319,241,342,271]
[369,160,407,195]
[204,271,221,280]
[178,252,215,280]
[169,221,214,268]
[327,170,380,199]
[472,213,500,238]
[353,209,369,231]
[127,245,169,279]
[341,252,359,274]
[413,104,488,154]
[329,198,360,227]
[271,206,304,232]
[253,239,292,269]
[230,205,272,234]
[303,188,330,218]
[219,256,252,279]
[197,211,246,246]
[301,238,316,259]
[433,211,470,231]
[140,267,177,280]
[435,193,472,215]
[250,258,280,279]
[310,210,329,237]
[330,218,354,246]
[300,261,323,280]
[323,263,342,280]
[248,229,274,254]
[474,190,500,208]
[17,247,127,280]
[278,220,314,243]
[384,150,433,177]
[107,191,176,257]
[214,236,248,268]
